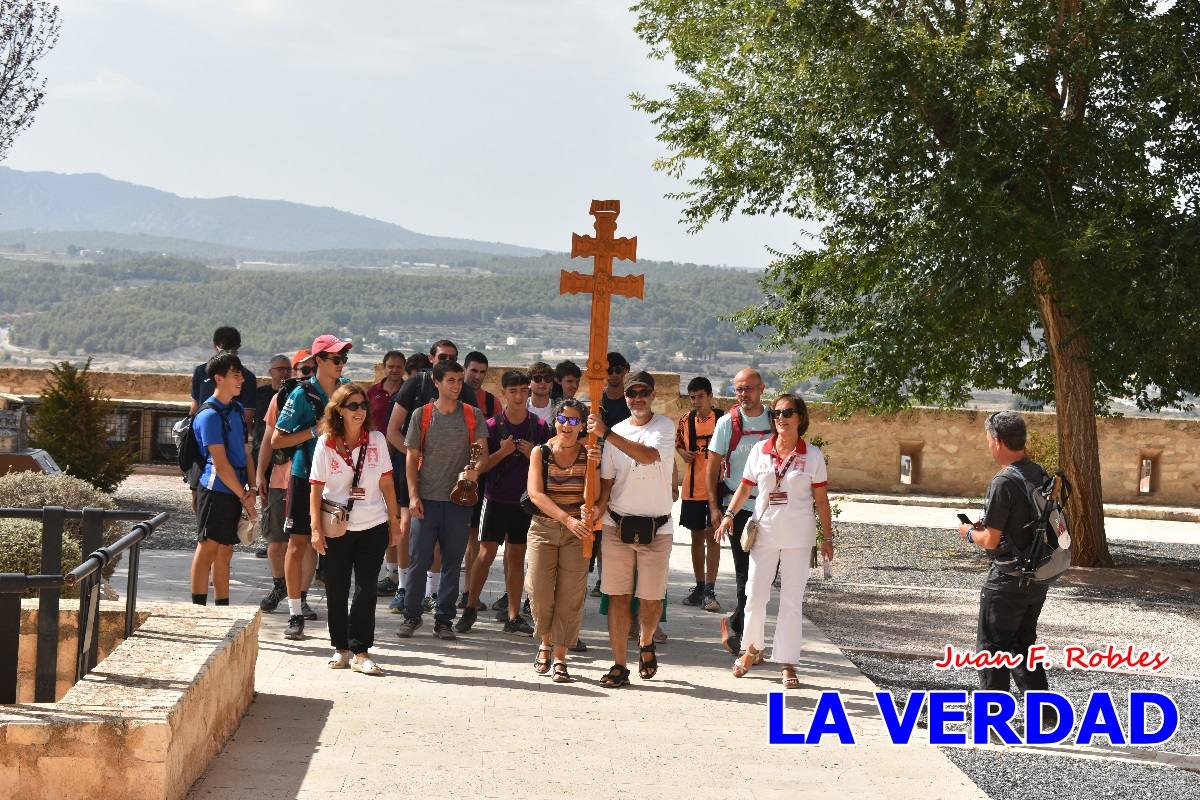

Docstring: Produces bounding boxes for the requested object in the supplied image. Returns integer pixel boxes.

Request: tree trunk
[1031,259,1113,567]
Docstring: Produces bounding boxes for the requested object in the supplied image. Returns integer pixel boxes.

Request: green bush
[0,472,124,579]
[0,520,82,598]
[1026,429,1061,475]
[28,359,135,492]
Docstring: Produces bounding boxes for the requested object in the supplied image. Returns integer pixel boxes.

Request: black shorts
[392,452,409,508]
[471,495,484,529]
[284,473,312,536]
[480,501,532,546]
[196,486,241,546]
[679,499,712,531]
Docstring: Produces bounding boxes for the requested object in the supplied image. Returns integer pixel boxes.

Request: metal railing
[0,507,168,704]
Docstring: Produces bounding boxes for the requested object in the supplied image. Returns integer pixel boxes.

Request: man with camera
[958,411,1053,694]
[590,370,676,687]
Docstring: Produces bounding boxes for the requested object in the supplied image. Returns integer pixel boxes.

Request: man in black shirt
[959,411,1051,693]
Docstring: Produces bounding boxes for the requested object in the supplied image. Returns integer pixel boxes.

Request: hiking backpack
[173,400,239,475]
[993,468,1073,586]
[685,407,724,496]
[415,401,479,468]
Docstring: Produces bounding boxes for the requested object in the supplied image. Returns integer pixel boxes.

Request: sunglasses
[625,388,651,398]
[555,415,584,426]
[769,408,802,419]
[321,354,348,366]
[435,353,456,362]
[531,375,553,383]
[607,366,627,375]
[297,365,314,376]
[340,401,368,412]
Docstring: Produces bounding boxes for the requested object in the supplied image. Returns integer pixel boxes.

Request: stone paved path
[119,527,987,800]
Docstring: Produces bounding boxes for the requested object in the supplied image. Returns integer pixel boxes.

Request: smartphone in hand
[956,513,974,526]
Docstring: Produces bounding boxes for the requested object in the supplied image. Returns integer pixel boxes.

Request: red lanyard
[771,449,804,488]
[334,430,369,468]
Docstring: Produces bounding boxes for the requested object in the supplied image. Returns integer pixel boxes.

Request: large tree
[633,0,1200,567]
[0,1,60,162]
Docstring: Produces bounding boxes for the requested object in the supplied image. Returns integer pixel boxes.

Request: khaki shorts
[260,487,288,543]
[599,523,672,600]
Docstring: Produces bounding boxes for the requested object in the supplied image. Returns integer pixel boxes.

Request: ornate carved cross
[560,200,642,556]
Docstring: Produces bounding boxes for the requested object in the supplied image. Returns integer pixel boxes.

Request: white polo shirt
[740,437,828,550]
[309,430,392,531]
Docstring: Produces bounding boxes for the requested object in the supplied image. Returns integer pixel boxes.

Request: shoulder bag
[319,437,368,539]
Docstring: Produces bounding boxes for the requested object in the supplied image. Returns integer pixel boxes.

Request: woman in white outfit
[714,392,833,688]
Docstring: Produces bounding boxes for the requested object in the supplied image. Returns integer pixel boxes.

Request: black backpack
[270,379,328,465]
[173,401,239,475]
[993,467,1073,586]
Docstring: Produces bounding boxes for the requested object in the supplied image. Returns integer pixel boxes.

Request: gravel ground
[805,521,1200,797]
[115,476,1199,796]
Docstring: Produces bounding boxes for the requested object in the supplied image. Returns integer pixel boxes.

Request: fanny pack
[609,510,669,545]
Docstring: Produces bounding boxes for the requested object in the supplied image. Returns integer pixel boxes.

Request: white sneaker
[327,650,351,669]
[352,656,384,676]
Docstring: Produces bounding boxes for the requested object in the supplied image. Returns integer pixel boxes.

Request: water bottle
[822,555,833,581]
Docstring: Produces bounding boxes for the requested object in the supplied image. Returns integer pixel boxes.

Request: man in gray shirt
[398,360,489,640]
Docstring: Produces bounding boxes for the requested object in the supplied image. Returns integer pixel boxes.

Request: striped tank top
[540,443,588,517]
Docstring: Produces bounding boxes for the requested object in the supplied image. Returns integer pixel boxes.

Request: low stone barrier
[1,602,259,800]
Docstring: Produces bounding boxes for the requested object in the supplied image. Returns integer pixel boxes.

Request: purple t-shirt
[485,412,551,504]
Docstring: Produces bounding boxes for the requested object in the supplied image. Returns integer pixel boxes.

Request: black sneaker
[284,615,304,639]
[254,545,268,559]
[490,592,509,611]
[396,616,423,638]
[475,598,487,611]
[301,600,318,621]
[454,607,477,633]
[457,591,470,609]
[683,585,704,606]
[702,589,722,613]
[522,597,531,617]
[503,616,534,636]
[433,621,457,640]
[259,585,285,612]
[495,608,509,622]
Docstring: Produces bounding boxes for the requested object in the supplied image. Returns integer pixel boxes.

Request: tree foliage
[0,1,59,162]
[29,359,135,492]
[632,0,1200,566]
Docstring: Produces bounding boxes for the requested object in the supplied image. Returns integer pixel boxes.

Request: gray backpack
[992,467,1072,586]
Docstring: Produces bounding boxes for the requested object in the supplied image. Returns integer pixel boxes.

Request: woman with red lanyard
[714,392,833,688]
[309,383,402,675]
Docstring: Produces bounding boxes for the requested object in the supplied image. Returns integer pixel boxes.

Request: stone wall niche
[1138,449,1162,495]
[898,441,924,489]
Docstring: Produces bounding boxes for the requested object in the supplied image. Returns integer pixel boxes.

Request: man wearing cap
[590,370,676,687]
[599,351,631,428]
[255,349,316,614]
[272,335,352,640]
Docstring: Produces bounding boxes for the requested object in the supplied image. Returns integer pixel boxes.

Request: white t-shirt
[740,437,828,550]
[309,430,393,531]
[527,397,555,425]
[600,413,676,534]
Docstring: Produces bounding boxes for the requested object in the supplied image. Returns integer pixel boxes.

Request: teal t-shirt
[275,377,349,478]
[708,406,772,502]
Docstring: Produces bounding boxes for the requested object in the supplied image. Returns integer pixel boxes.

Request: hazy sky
[6,1,815,266]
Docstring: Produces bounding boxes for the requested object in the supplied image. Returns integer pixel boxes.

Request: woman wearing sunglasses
[308,383,402,676]
[714,392,833,688]
[525,398,599,682]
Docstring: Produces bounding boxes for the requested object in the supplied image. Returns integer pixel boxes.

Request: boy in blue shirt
[190,351,257,605]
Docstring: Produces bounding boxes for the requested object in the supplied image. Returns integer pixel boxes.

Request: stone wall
[0,602,259,800]
[5,365,1195,506]
[15,604,149,702]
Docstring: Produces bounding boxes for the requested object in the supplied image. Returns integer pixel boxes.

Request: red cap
[291,348,313,368]
[311,335,352,356]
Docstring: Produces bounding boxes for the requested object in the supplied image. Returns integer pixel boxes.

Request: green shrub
[1026,429,1060,475]
[0,520,82,598]
[0,472,124,579]
[28,359,135,492]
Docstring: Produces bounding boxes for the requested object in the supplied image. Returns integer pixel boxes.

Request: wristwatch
[723,510,735,520]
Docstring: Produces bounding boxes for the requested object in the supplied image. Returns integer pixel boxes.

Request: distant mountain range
[0,167,546,257]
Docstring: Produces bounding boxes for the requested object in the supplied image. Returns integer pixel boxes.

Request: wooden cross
[560,200,642,557]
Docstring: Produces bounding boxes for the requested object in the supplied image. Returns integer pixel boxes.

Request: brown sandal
[732,646,761,678]
[534,645,552,675]
[781,665,800,689]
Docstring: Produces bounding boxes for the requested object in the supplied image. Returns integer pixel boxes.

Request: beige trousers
[525,516,588,647]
